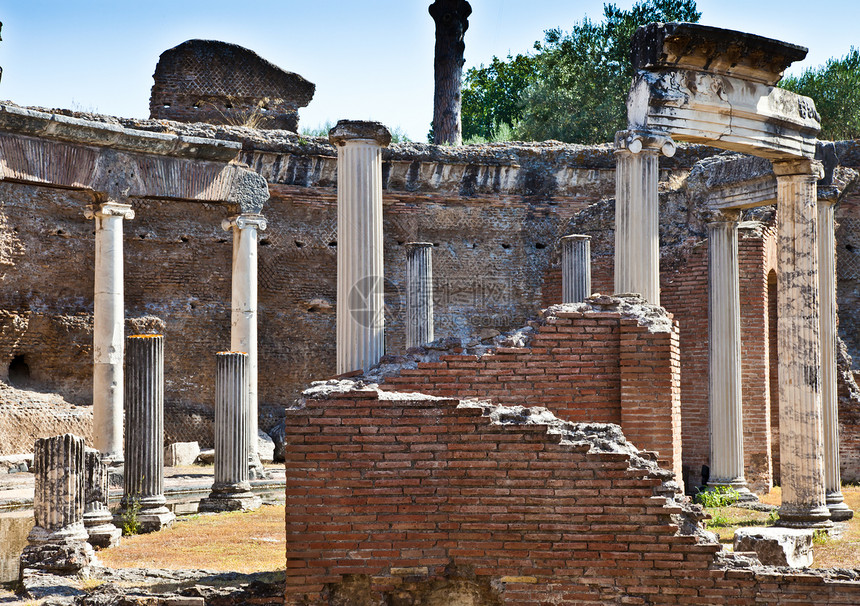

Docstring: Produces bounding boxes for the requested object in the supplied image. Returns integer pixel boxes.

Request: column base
[83,509,121,548]
[21,524,96,575]
[826,490,855,521]
[706,479,758,502]
[778,503,833,529]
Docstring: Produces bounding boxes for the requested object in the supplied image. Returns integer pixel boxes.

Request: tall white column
[121,334,175,533]
[706,210,754,499]
[561,235,591,303]
[329,120,392,374]
[613,130,676,305]
[774,159,831,528]
[222,213,267,479]
[818,198,854,521]
[85,201,134,465]
[406,242,434,349]
[199,352,261,512]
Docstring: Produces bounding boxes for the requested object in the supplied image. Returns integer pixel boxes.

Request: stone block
[733,526,813,567]
[268,420,286,462]
[196,449,215,465]
[257,430,275,464]
[164,442,200,467]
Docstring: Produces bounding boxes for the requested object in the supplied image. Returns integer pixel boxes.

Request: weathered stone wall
[149,40,315,131]
[284,384,860,605]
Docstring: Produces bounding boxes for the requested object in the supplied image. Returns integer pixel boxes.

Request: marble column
[406,242,434,349]
[705,210,754,499]
[83,448,121,547]
[774,158,831,528]
[199,352,261,512]
[85,201,134,464]
[222,213,267,479]
[329,120,392,374]
[21,434,95,574]
[561,235,591,304]
[818,197,854,521]
[614,130,676,305]
[120,334,174,533]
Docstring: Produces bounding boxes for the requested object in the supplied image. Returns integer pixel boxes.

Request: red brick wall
[543,225,779,492]
[381,308,682,482]
[284,388,860,605]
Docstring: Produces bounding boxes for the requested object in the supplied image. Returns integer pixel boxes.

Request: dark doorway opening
[8,355,31,388]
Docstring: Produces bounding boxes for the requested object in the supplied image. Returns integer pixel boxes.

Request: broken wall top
[149,40,315,131]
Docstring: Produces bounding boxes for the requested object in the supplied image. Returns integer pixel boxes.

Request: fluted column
[85,200,134,464]
[21,434,95,574]
[329,120,392,374]
[120,334,175,533]
[83,448,121,547]
[705,210,754,499]
[199,352,261,512]
[614,130,676,305]
[406,242,434,349]
[774,159,831,528]
[818,197,853,521]
[222,213,267,479]
[561,235,591,303]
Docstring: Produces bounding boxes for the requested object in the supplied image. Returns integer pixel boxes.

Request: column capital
[221,214,267,232]
[772,158,824,179]
[84,201,135,221]
[329,120,392,147]
[702,208,742,224]
[614,129,676,158]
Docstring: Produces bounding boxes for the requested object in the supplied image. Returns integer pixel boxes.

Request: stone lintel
[329,120,392,147]
[0,103,241,162]
[628,70,820,159]
[0,131,269,212]
[631,22,808,86]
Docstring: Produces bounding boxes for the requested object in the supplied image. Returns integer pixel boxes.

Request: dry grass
[703,485,860,568]
[98,505,285,573]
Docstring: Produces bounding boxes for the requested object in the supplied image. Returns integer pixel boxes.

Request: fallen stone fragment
[733,526,813,567]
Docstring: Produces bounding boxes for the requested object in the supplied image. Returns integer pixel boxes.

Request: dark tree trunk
[429,0,471,146]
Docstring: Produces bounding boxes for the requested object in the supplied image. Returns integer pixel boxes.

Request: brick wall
[283,386,860,605]
[381,301,683,484]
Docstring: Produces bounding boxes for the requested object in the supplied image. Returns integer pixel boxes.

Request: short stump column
[20,434,95,575]
[406,242,434,349]
[199,352,261,512]
[83,448,121,548]
[561,234,591,303]
[118,334,175,533]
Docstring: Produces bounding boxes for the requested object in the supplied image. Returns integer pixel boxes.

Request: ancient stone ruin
[3,18,860,606]
[149,39,315,131]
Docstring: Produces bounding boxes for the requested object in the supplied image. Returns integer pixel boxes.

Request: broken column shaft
[774,159,830,528]
[86,200,134,464]
[222,213,267,479]
[199,352,261,512]
[406,242,434,349]
[561,234,591,304]
[121,334,175,533]
[21,434,95,574]
[818,196,853,521]
[706,211,753,499]
[614,130,676,305]
[83,448,121,548]
[329,120,392,374]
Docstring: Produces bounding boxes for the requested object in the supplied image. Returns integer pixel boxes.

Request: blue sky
[0,1,856,141]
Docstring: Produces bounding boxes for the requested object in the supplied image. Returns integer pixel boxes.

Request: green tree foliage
[461,0,700,144]
[779,48,860,141]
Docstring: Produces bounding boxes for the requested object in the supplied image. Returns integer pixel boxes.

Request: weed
[121,493,141,536]
[767,509,779,525]
[694,486,740,508]
[813,529,830,546]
